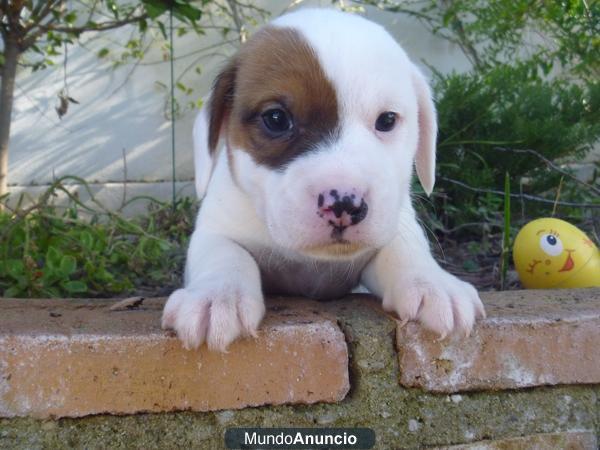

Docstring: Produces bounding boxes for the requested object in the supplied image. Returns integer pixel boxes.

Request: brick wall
[1,289,599,449]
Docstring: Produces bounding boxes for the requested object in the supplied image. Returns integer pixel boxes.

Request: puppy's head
[196,9,437,259]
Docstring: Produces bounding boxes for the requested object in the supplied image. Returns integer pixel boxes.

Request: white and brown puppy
[162,8,486,351]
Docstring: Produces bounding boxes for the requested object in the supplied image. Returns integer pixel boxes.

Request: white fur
[163,8,485,350]
[192,103,214,199]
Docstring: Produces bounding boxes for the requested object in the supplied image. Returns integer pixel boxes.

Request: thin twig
[15,83,74,132]
[493,147,600,196]
[551,176,564,217]
[119,148,128,212]
[226,0,246,43]
[439,176,600,209]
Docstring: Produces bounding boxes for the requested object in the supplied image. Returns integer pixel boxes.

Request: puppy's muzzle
[317,189,368,240]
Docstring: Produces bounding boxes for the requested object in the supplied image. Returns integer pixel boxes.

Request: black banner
[224,427,376,449]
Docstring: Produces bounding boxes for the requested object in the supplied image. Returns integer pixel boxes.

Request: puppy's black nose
[329,189,368,225]
[317,189,369,236]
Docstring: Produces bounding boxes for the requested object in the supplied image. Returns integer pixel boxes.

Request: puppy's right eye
[375,111,397,132]
[261,108,293,137]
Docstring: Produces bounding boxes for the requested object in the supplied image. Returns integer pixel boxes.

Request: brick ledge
[1,288,599,419]
[397,288,600,392]
[437,430,597,449]
[0,298,349,418]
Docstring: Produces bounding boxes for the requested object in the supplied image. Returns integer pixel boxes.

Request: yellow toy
[513,218,600,289]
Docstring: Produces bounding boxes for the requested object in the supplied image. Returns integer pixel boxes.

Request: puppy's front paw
[162,285,265,351]
[383,269,485,338]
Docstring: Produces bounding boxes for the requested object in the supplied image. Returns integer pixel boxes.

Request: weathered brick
[436,430,597,449]
[0,297,349,418]
[397,288,600,392]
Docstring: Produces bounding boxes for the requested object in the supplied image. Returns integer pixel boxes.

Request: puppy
[162,8,486,351]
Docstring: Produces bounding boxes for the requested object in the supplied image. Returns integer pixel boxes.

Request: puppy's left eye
[375,112,397,132]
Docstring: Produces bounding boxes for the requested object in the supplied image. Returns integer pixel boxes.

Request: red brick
[397,288,600,392]
[0,297,349,418]
[436,431,597,449]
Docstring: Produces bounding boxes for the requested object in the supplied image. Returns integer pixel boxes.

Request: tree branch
[39,12,148,35]
[226,0,246,43]
[0,22,7,43]
[24,0,63,33]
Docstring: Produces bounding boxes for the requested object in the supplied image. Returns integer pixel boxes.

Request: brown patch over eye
[227,26,339,169]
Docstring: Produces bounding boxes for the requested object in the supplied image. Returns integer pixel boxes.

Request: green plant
[0,177,197,298]
[500,172,511,290]
[432,64,600,229]
[356,0,599,82]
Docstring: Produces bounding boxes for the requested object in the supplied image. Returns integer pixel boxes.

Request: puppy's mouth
[301,241,366,258]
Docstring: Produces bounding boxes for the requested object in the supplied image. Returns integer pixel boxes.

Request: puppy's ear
[411,65,437,196]
[193,60,237,198]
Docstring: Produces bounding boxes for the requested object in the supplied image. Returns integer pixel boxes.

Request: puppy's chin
[298,241,369,260]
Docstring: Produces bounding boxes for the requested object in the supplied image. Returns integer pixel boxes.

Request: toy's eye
[540,233,563,256]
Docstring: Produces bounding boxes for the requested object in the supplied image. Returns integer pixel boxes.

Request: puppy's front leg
[361,204,485,338]
[162,230,265,351]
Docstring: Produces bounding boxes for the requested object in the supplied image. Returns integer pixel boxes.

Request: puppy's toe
[450,292,475,337]
[238,294,266,338]
[161,288,188,330]
[206,297,242,352]
[175,296,210,350]
[452,279,488,337]
[382,279,424,324]
[417,288,455,339]
[474,293,486,319]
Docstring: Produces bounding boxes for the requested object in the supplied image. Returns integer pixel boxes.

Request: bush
[0,180,197,298]
[431,64,600,230]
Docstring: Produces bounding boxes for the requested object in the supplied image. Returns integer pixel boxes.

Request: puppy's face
[206,10,436,259]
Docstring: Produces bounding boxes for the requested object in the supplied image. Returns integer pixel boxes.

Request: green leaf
[97,48,110,58]
[4,286,22,298]
[42,287,61,297]
[65,11,77,24]
[173,3,202,23]
[62,281,88,293]
[46,246,62,270]
[158,240,171,251]
[96,269,115,282]
[93,237,107,253]
[80,231,93,251]
[59,255,77,276]
[105,0,119,18]
[143,0,168,20]
[462,259,480,273]
[157,21,167,39]
[6,259,24,280]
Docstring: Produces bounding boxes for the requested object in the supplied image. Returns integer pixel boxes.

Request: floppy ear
[411,65,438,196]
[193,61,237,198]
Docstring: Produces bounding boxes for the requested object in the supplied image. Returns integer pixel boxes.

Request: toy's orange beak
[559,250,575,272]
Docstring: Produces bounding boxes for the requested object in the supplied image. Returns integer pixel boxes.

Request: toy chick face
[513,218,599,289]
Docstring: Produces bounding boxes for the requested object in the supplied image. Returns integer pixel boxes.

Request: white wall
[7,1,471,209]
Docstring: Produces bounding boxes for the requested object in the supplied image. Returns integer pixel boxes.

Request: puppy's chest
[248,247,375,300]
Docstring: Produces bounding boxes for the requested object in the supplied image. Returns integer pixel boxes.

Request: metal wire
[169,7,176,208]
